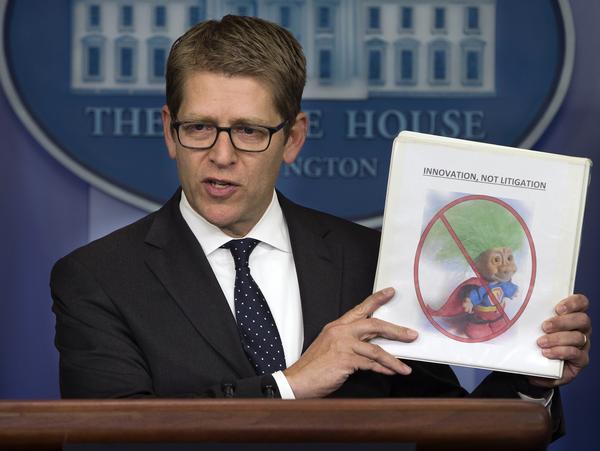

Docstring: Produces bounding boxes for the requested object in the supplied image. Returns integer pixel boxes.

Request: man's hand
[283,287,418,399]
[530,294,591,388]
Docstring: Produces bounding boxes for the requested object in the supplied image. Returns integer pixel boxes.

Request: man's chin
[201,209,248,237]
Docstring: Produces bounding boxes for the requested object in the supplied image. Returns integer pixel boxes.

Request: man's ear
[162,105,177,160]
[283,112,308,164]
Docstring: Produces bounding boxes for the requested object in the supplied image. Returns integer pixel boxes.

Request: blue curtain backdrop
[0,1,597,450]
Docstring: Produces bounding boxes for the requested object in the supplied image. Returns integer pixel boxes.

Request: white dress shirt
[179,190,302,398]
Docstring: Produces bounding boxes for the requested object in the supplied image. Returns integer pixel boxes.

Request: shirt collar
[179,190,291,256]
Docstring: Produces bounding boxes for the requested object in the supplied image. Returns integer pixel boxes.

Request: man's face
[162,71,306,237]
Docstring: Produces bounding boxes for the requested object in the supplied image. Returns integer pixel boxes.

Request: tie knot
[221,238,260,267]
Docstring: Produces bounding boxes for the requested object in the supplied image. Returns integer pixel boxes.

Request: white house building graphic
[71,0,496,99]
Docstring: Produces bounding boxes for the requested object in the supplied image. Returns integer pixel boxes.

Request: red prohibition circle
[414,194,537,343]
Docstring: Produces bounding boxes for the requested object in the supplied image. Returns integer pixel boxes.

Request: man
[51,15,590,438]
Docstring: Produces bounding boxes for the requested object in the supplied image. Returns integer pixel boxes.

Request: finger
[352,341,412,375]
[537,331,588,349]
[356,357,409,376]
[351,317,418,342]
[528,376,560,389]
[542,312,591,334]
[555,294,589,315]
[337,288,395,325]
[367,361,398,376]
[541,345,589,364]
[342,355,396,377]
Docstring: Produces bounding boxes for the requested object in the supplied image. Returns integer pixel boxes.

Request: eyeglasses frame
[170,118,288,153]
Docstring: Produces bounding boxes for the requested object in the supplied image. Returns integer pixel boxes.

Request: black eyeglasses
[171,119,288,152]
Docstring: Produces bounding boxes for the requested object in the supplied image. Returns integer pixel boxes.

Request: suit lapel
[143,193,256,377]
[279,194,344,352]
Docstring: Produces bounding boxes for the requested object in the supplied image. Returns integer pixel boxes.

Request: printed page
[373,131,591,378]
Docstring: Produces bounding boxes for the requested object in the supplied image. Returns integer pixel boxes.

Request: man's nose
[209,130,237,166]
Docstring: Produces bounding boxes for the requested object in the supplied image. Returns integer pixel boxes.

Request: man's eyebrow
[176,114,274,125]
[175,114,216,122]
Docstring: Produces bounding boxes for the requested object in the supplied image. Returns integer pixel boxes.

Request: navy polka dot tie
[221,238,286,375]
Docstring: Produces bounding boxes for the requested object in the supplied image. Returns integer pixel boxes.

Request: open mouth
[203,178,239,197]
[205,178,238,187]
[209,180,232,187]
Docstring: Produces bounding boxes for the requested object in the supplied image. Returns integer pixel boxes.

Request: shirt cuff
[272,371,296,399]
[518,388,554,410]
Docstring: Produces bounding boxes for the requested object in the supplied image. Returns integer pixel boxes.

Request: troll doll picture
[415,194,535,342]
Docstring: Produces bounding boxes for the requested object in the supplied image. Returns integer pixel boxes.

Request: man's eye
[235,126,258,135]
[193,123,212,131]
[232,126,269,141]
[182,123,212,133]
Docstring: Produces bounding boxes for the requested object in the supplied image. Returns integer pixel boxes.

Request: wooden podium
[0,399,551,450]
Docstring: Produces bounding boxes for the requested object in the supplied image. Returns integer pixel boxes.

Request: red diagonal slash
[439,213,511,324]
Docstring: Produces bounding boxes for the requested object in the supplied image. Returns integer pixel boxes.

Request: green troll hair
[426,198,526,263]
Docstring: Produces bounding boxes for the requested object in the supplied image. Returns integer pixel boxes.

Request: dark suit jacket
[51,190,563,435]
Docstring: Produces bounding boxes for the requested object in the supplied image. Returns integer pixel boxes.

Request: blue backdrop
[0,1,597,450]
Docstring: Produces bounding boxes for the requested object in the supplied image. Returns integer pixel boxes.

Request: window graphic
[87,47,101,77]
[465,6,481,33]
[367,39,387,85]
[147,36,170,83]
[401,50,413,80]
[152,48,166,79]
[154,5,167,29]
[70,0,496,98]
[120,5,133,30]
[368,49,382,82]
[367,7,381,33]
[319,48,332,82]
[395,39,419,85]
[189,6,202,26]
[461,38,485,85]
[88,4,101,31]
[115,36,137,82]
[433,7,446,32]
[399,6,413,32]
[120,48,133,77]
[429,40,450,84]
[280,6,291,28]
[81,35,105,82]
[277,3,300,39]
[317,6,332,31]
